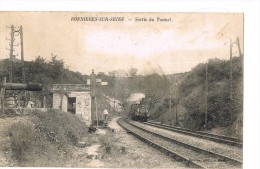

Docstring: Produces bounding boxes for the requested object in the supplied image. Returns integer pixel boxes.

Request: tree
[97,72,106,76]
[35,56,46,64]
[49,54,64,80]
[128,68,138,77]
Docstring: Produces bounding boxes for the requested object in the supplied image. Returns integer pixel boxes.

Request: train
[130,98,149,122]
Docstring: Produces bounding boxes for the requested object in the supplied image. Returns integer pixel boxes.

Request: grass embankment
[8,109,88,167]
[149,57,243,137]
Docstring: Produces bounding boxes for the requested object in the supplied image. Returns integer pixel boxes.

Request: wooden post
[90,70,96,124]
[9,25,15,83]
[95,96,98,128]
[20,26,26,83]
[20,26,24,62]
[1,77,7,114]
[230,39,233,122]
[60,69,64,110]
[42,86,46,108]
[205,62,208,129]
[236,37,242,58]
[169,89,172,125]
[175,79,178,126]
[43,95,46,108]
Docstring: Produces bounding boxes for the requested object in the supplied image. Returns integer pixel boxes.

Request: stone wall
[53,93,68,112]
[52,92,91,125]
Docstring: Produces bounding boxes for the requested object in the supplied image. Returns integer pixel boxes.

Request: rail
[143,121,242,147]
[118,118,242,169]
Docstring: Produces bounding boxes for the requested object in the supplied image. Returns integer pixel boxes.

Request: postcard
[0,11,243,168]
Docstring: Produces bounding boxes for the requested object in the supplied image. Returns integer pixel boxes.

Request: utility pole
[205,61,208,129]
[236,37,242,58]
[90,69,97,126]
[19,26,24,62]
[175,79,178,126]
[88,71,108,127]
[6,25,15,83]
[60,67,64,110]
[169,90,172,124]
[6,25,24,83]
[230,39,233,122]
[95,95,98,128]
[114,97,116,114]
[19,26,25,83]
[113,75,116,115]
[229,37,242,132]
[236,37,242,138]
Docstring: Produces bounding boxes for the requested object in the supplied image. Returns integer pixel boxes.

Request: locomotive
[130,98,149,122]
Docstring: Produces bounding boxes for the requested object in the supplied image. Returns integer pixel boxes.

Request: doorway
[67,97,76,114]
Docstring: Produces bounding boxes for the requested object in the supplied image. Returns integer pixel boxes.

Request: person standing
[103,108,109,122]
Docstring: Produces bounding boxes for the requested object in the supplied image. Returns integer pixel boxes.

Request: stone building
[52,84,91,125]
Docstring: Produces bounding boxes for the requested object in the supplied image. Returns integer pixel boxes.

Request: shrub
[9,122,36,162]
[8,109,88,166]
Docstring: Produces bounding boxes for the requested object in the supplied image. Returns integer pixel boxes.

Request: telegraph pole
[114,97,116,114]
[205,61,208,129]
[169,90,172,124]
[229,37,242,129]
[20,26,25,83]
[90,69,97,125]
[236,37,242,138]
[113,75,116,115]
[19,26,24,62]
[89,70,108,127]
[60,67,64,110]
[6,25,24,83]
[236,37,242,58]
[175,79,178,126]
[95,95,98,128]
[230,39,233,122]
[6,25,15,83]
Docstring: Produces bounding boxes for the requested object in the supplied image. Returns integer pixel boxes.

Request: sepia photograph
[0,11,245,168]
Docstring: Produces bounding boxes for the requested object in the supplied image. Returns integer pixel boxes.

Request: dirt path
[69,116,185,168]
[104,117,185,168]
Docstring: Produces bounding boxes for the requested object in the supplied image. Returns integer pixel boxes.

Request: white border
[0,0,257,12]
[0,0,259,169]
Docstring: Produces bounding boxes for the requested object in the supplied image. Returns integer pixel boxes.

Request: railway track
[118,118,242,169]
[143,121,242,148]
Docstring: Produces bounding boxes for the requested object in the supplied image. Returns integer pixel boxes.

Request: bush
[9,122,36,162]
[8,109,88,166]
[32,109,88,146]
[9,120,60,166]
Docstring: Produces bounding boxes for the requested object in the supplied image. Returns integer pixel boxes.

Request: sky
[0,12,243,75]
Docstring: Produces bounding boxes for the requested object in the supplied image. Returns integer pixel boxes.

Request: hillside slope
[149,57,243,137]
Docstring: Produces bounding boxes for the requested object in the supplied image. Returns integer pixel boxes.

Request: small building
[52,84,91,125]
